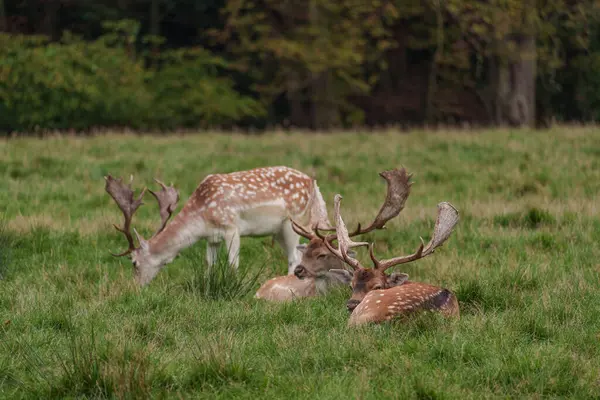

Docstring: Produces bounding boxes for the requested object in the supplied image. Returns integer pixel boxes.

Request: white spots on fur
[185,166,316,224]
[376,300,382,304]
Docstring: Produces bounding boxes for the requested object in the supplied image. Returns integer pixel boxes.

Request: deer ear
[388,272,409,287]
[296,244,307,253]
[346,249,357,259]
[326,269,353,285]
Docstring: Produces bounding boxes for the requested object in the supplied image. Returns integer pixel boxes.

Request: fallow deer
[104,166,331,286]
[315,194,460,326]
[255,168,412,301]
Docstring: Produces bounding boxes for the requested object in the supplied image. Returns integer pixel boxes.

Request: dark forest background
[1,0,600,133]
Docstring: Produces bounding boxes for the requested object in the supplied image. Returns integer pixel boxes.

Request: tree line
[1,0,599,132]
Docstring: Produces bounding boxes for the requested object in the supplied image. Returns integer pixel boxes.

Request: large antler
[148,178,179,236]
[105,175,146,257]
[368,202,459,271]
[325,193,459,273]
[318,195,369,269]
[293,167,412,243]
[348,168,412,236]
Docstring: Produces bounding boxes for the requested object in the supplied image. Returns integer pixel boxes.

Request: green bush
[0,33,151,132]
[147,47,265,129]
[0,20,265,133]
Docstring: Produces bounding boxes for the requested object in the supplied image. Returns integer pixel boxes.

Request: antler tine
[371,201,459,271]
[349,168,413,236]
[327,194,370,270]
[148,177,179,236]
[104,175,146,257]
[290,218,317,240]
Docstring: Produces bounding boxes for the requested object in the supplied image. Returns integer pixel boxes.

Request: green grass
[1,126,600,398]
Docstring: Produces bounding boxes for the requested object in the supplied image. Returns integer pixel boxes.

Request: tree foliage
[1,0,600,131]
[0,19,263,133]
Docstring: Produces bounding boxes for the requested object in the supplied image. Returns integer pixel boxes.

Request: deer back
[348,281,459,326]
[255,275,316,301]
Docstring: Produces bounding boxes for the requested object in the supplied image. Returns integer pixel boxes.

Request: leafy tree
[216,0,399,129]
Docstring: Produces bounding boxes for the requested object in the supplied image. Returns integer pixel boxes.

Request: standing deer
[255,168,412,301]
[313,193,460,326]
[104,166,331,286]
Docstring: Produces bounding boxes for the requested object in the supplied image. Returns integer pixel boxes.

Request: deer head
[291,168,412,286]
[105,175,179,285]
[320,194,459,312]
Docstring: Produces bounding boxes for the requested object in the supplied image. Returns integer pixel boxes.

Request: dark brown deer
[255,168,412,301]
[315,194,460,326]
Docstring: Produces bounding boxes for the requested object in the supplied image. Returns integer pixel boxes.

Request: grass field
[1,127,600,399]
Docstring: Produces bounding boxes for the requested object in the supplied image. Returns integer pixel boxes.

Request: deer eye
[372,284,383,290]
[317,254,327,260]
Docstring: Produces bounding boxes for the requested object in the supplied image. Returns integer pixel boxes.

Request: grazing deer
[105,166,331,286]
[313,192,460,326]
[255,168,411,301]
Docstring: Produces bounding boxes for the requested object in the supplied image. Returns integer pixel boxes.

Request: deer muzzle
[294,265,308,279]
[346,299,360,312]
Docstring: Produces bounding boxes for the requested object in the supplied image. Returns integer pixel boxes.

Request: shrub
[0,33,151,132]
[0,19,265,133]
[147,48,265,129]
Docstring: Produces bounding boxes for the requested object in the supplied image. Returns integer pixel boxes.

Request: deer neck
[146,210,208,262]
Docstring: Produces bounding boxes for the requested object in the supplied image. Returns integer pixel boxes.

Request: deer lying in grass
[253,247,357,301]
[312,193,460,326]
[255,168,412,301]
[105,166,331,286]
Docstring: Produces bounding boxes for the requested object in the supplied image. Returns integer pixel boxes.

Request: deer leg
[276,220,302,275]
[206,240,221,268]
[224,230,241,270]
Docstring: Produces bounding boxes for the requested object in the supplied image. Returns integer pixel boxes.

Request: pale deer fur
[254,271,350,301]
[347,281,460,326]
[306,169,460,326]
[105,166,331,286]
[254,241,356,301]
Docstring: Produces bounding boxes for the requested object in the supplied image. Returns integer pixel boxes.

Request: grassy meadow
[1,127,600,399]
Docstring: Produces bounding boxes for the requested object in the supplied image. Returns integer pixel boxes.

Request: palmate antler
[105,175,179,256]
[105,175,146,256]
[327,194,459,272]
[148,178,179,236]
[291,168,413,246]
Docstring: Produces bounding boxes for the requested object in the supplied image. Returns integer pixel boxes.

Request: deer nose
[346,299,360,312]
[294,265,306,279]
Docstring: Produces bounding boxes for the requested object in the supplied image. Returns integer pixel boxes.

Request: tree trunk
[425,0,443,124]
[311,71,339,130]
[495,35,536,128]
[287,71,308,128]
[0,0,6,32]
[41,0,60,40]
[308,0,338,130]
[150,0,160,36]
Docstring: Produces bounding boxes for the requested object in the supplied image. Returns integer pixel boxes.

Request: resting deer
[313,193,460,326]
[104,166,331,286]
[255,168,411,301]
